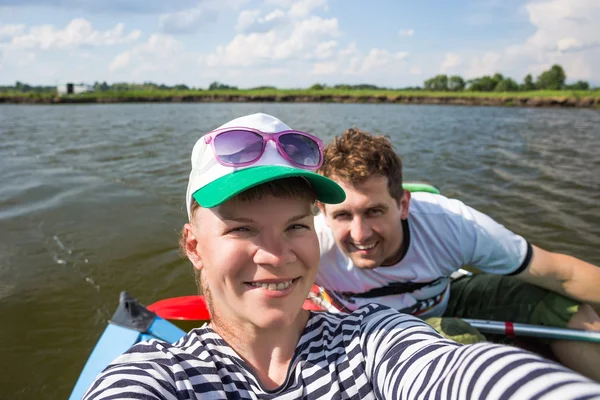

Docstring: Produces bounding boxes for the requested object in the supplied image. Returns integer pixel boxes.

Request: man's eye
[366,209,384,217]
[333,213,351,220]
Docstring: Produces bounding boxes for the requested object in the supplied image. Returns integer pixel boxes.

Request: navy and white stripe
[83,304,600,399]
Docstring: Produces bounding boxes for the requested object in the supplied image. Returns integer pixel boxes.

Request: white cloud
[206,15,340,67]
[106,33,206,84]
[203,2,411,87]
[309,44,409,84]
[108,52,131,71]
[399,29,414,37]
[466,51,501,78]
[108,33,188,74]
[288,0,327,18]
[464,0,600,82]
[236,9,287,33]
[0,0,204,15]
[440,52,462,73]
[311,61,337,75]
[0,24,26,40]
[3,19,141,51]
[313,40,338,59]
[409,66,422,75]
[263,0,294,7]
[358,49,408,74]
[236,10,262,31]
[159,6,219,34]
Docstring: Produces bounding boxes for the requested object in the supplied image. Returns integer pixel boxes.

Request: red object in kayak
[148,296,211,321]
[148,293,322,321]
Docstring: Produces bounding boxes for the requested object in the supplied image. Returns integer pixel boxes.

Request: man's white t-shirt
[315,192,532,318]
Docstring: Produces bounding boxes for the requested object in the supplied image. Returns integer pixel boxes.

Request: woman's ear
[184,223,203,270]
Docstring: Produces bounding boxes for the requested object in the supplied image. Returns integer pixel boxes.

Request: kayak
[69,292,187,400]
[67,182,442,399]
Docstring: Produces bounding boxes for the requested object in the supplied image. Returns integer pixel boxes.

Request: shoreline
[1,94,599,108]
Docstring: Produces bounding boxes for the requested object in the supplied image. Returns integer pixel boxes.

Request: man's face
[320,175,410,269]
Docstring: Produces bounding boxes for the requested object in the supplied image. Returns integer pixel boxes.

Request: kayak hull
[69,293,186,400]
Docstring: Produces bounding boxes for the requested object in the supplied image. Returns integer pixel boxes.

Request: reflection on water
[0,103,599,398]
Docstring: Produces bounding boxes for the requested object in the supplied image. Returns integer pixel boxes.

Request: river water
[0,103,599,399]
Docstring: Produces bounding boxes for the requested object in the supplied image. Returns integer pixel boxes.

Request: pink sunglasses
[204,126,324,170]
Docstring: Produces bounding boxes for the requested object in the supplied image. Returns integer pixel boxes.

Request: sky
[0,0,599,89]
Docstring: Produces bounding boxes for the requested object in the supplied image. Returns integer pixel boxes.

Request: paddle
[146,294,600,343]
[146,295,321,318]
[462,319,600,343]
[147,296,211,320]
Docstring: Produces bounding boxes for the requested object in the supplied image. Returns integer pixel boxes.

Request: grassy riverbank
[1,89,599,107]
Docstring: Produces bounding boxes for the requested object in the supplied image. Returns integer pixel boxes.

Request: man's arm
[515,244,600,309]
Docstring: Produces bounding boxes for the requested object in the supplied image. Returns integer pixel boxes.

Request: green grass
[1,88,599,101]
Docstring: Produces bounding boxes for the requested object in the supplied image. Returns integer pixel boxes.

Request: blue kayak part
[69,292,186,400]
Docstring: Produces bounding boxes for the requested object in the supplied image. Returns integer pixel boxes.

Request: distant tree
[332,84,383,90]
[535,64,566,90]
[495,78,519,92]
[424,74,448,91]
[310,83,326,90]
[521,74,536,91]
[173,84,190,91]
[448,75,465,91]
[208,81,238,90]
[466,76,498,92]
[567,80,590,90]
[249,86,276,90]
[15,81,33,92]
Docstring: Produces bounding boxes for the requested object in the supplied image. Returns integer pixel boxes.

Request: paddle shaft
[462,319,600,343]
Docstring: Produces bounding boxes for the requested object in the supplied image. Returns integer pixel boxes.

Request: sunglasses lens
[279,133,321,167]
[214,130,263,164]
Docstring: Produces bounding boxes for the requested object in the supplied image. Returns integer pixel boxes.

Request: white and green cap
[185,113,345,219]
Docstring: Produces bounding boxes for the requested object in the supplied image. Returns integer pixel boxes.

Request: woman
[83,113,600,399]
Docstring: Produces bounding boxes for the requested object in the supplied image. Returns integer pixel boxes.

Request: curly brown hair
[318,128,404,200]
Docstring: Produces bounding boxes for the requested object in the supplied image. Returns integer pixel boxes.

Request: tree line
[423,65,590,92]
[0,64,594,93]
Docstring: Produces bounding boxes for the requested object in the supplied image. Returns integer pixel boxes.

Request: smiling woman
[81,113,600,399]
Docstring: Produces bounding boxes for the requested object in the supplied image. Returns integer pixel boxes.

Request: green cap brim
[192,166,346,208]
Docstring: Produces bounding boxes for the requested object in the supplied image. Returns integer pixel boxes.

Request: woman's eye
[288,224,309,231]
[229,226,250,233]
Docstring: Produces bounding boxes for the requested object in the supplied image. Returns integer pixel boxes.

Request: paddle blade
[148,289,326,321]
[148,296,211,321]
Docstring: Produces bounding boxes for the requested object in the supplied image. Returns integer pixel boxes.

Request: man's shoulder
[409,192,471,218]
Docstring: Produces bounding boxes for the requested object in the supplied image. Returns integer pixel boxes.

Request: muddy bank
[1,94,599,108]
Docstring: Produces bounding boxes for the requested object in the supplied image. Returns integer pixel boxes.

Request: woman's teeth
[249,280,294,291]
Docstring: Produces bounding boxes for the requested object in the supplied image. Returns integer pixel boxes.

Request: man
[314,127,600,381]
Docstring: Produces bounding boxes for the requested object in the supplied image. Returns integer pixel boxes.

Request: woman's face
[184,194,319,330]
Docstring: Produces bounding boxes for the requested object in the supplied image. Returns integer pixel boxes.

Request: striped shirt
[83,304,600,400]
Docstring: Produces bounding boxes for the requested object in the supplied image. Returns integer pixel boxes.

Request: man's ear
[184,223,203,271]
[317,202,326,216]
[316,202,332,227]
[399,190,411,220]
